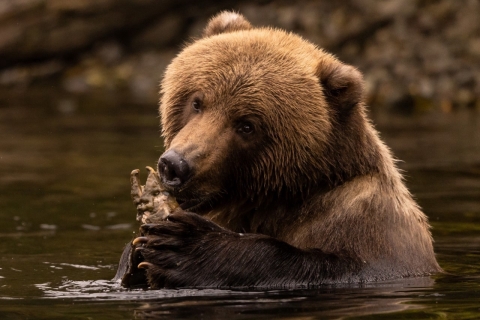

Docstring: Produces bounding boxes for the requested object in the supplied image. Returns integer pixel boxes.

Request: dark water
[0,88,479,319]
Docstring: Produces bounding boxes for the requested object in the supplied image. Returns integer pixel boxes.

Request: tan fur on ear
[317,61,365,112]
[203,11,252,37]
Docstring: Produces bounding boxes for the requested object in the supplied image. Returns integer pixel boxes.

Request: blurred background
[0,1,480,318]
[1,0,479,111]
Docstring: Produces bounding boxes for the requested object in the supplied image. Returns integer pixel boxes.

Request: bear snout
[158,149,192,188]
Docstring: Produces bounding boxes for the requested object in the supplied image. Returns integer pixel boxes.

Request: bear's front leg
[123,211,359,289]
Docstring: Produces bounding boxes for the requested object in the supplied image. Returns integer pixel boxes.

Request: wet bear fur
[122,11,442,289]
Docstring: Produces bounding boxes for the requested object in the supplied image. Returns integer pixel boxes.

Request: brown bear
[120,11,442,289]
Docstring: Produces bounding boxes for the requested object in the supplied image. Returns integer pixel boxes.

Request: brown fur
[202,11,252,37]
[121,11,441,289]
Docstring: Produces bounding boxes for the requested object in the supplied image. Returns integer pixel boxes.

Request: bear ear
[203,11,252,37]
[317,61,365,113]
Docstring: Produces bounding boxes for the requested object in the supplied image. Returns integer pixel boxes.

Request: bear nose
[158,149,191,187]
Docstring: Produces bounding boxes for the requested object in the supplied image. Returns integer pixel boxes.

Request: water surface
[0,89,479,319]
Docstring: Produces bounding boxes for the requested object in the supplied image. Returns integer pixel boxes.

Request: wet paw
[129,211,233,288]
[120,241,148,289]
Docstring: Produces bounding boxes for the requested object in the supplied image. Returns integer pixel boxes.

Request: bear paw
[126,211,234,289]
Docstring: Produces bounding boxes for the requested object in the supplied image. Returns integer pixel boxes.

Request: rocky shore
[1,0,479,111]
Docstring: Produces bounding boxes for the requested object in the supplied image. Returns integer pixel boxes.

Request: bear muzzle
[158,149,192,189]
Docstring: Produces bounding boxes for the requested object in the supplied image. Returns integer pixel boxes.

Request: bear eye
[237,121,254,135]
[191,98,202,112]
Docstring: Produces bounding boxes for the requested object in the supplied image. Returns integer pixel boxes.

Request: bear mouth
[163,178,219,214]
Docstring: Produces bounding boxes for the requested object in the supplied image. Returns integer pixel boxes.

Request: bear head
[158,12,373,213]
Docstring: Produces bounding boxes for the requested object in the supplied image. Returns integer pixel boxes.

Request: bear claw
[138,262,153,270]
[132,236,149,246]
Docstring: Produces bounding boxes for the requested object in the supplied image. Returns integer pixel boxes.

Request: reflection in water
[0,89,479,318]
[35,277,435,319]
[131,289,417,319]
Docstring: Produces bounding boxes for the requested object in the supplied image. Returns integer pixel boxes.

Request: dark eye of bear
[237,121,254,135]
[192,99,202,112]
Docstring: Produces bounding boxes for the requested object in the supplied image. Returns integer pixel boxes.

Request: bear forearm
[199,236,361,288]
[133,217,361,289]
